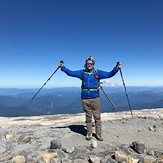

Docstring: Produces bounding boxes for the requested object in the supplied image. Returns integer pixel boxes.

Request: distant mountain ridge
[0,86,163,117]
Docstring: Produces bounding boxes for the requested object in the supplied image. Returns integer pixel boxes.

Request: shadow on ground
[69,125,87,136]
[52,125,87,136]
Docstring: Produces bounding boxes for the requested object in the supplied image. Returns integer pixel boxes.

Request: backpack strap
[81,69,100,91]
[94,69,98,79]
[82,69,98,79]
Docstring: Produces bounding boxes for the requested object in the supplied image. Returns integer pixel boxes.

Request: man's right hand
[59,61,64,67]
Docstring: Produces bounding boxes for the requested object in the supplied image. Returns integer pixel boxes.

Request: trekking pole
[100,82,116,110]
[29,61,64,103]
[117,62,133,118]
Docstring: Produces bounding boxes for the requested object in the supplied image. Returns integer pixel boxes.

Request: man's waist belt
[82,87,100,91]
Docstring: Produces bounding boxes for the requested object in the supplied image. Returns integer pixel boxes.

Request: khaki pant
[82,97,101,134]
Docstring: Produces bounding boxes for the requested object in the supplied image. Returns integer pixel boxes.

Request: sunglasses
[87,63,94,65]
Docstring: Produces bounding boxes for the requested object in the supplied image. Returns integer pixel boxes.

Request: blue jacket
[61,65,119,99]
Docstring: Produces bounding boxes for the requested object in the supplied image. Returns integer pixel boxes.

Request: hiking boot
[96,133,103,141]
[85,133,92,141]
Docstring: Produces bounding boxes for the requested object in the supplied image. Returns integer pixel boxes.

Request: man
[59,56,121,141]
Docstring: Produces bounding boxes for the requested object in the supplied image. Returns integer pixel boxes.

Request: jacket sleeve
[61,66,83,80]
[98,66,119,80]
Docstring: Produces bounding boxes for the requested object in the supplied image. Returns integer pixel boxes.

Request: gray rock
[90,140,98,148]
[5,131,15,140]
[154,150,163,159]
[10,155,26,163]
[89,155,101,163]
[62,146,75,154]
[143,155,157,163]
[147,149,155,156]
[149,126,157,132]
[18,134,31,144]
[42,151,57,163]
[114,150,128,163]
[50,139,62,149]
[132,141,145,154]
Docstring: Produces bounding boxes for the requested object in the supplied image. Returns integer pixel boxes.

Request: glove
[116,62,121,69]
[59,61,64,67]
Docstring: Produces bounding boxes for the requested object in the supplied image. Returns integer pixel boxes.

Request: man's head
[85,56,95,70]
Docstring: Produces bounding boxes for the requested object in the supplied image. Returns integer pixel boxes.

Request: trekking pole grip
[117,61,120,67]
[59,60,64,68]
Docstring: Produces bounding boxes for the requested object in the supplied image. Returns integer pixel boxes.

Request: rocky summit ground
[0,108,163,163]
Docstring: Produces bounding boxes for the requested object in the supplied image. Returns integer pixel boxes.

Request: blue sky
[0,0,163,88]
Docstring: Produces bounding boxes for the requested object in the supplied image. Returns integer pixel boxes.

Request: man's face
[86,61,94,70]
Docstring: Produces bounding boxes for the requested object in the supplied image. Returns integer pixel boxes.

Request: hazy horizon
[1,85,163,89]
